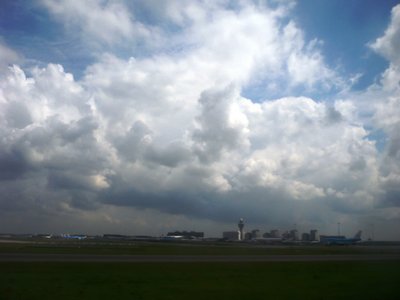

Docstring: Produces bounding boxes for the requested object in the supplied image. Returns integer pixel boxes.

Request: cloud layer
[1,1,400,238]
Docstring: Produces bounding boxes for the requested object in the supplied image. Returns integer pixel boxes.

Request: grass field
[1,261,399,300]
[1,239,398,256]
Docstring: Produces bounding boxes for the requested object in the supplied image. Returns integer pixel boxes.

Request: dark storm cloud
[386,127,400,158]
[114,121,151,162]
[0,143,32,180]
[144,143,192,168]
[99,181,329,227]
[379,129,400,207]
[48,171,95,191]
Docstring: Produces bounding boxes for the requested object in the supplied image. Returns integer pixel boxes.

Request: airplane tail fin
[354,230,362,239]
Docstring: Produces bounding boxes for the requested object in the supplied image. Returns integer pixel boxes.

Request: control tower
[238,218,244,241]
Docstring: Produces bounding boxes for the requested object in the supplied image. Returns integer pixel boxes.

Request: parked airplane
[160,235,184,240]
[61,234,87,240]
[320,230,362,245]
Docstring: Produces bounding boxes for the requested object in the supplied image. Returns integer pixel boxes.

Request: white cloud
[1,1,400,237]
[0,59,380,226]
[346,4,400,214]
[41,0,152,47]
[371,4,400,66]
[0,41,20,72]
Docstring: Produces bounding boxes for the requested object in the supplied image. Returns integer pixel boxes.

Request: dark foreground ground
[1,238,400,256]
[1,261,399,300]
[1,253,400,262]
[1,240,399,299]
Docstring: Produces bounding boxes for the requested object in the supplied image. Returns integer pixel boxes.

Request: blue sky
[0,1,94,76]
[1,0,400,239]
[294,0,399,90]
[1,0,397,90]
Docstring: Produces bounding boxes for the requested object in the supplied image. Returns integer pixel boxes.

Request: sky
[1,0,400,240]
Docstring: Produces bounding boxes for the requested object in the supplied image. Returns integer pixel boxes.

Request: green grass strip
[1,261,399,300]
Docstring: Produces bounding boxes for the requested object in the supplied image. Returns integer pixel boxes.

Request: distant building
[310,230,319,241]
[238,218,245,241]
[270,229,281,238]
[262,232,271,238]
[282,230,290,239]
[302,232,310,241]
[291,229,300,241]
[251,229,261,239]
[244,232,253,240]
[223,231,240,241]
[285,229,299,241]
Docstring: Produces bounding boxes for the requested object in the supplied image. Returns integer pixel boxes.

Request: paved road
[1,253,400,262]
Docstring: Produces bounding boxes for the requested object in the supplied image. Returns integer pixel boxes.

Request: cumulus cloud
[41,0,152,47]
[1,1,400,238]
[371,4,400,65]
[367,4,400,209]
[0,41,19,72]
[0,63,379,225]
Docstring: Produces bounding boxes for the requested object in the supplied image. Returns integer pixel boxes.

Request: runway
[1,253,400,262]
